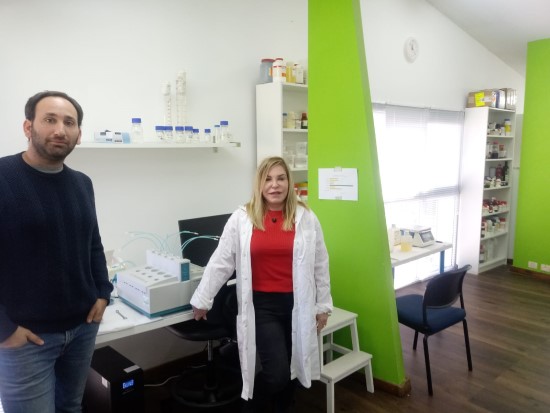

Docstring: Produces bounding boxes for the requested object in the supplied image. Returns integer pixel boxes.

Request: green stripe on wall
[308,0,405,385]
[514,39,550,275]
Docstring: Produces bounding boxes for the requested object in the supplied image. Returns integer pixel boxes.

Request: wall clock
[404,37,419,62]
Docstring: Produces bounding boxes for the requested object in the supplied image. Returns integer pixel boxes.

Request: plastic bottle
[131,118,144,143]
[220,120,230,142]
[192,128,200,143]
[504,119,512,136]
[175,126,185,143]
[213,124,220,144]
[203,128,212,144]
[495,163,503,180]
[294,64,304,84]
[272,58,286,83]
[184,126,193,143]
[387,225,395,252]
[155,125,164,141]
[164,126,174,142]
[259,58,274,83]
[286,61,294,83]
[400,230,413,252]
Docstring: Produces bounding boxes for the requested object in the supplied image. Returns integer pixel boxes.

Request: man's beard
[30,126,77,162]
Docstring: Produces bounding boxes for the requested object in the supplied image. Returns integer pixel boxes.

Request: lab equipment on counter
[400,226,435,248]
[116,249,203,318]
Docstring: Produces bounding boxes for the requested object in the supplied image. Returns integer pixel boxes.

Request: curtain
[372,104,463,288]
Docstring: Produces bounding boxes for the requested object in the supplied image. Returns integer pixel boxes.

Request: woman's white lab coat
[190,205,333,400]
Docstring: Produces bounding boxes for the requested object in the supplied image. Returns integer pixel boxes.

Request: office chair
[166,282,241,409]
[395,264,473,395]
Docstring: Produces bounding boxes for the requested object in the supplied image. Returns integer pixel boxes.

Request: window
[373,104,463,288]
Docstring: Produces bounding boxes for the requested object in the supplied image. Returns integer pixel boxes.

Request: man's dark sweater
[0,153,113,342]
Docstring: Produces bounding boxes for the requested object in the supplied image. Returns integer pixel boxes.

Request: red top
[251,210,295,292]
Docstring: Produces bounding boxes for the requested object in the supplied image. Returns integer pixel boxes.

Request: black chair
[166,282,241,409]
[395,264,473,395]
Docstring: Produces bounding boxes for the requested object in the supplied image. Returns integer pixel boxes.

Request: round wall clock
[404,37,419,62]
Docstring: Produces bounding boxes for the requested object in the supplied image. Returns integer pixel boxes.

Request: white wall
[361,0,525,112]
[0,0,526,369]
[0,0,308,369]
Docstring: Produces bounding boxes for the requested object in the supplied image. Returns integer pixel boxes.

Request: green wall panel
[308,0,405,385]
[514,39,550,275]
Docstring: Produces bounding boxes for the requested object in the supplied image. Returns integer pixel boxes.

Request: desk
[95,300,194,345]
[390,241,452,276]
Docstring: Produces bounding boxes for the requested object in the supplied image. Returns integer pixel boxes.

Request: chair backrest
[423,265,472,310]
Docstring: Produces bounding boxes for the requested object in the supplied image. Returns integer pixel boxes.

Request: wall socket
[541,264,550,273]
[528,261,538,269]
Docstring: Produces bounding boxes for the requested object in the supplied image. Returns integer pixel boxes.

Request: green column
[514,39,550,275]
[308,0,406,386]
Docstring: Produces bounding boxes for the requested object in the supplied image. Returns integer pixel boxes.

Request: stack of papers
[98,301,160,335]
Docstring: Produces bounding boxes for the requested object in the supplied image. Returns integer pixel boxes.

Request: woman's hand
[316,312,330,334]
[192,305,208,321]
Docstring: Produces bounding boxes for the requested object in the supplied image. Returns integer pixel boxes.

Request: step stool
[318,307,374,413]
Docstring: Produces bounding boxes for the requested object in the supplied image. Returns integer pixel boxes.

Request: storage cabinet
[457,107,516,274]
[256,82,308,182]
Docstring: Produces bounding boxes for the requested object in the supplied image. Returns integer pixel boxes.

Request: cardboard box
[467,90,497,108]
[502,88,517,110]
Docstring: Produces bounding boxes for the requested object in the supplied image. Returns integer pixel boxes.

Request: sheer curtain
[372,104,463,288]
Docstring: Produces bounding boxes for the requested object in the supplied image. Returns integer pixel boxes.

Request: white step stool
[318,307,374,413]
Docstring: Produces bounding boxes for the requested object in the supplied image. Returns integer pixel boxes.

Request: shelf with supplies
[457,105,516,274]
[77,141,241,151]
[256,82,308,176]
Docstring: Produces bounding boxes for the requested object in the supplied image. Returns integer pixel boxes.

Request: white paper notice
[318,168,358,201]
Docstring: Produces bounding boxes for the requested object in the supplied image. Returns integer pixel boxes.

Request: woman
[190,156,332,412]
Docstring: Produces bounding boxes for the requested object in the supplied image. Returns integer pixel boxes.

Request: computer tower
[83,346,144,413]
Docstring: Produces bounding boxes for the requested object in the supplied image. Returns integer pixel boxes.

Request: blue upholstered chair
[395,264,473,395]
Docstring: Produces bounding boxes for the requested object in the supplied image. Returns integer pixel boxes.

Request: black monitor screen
[178,213,232,267]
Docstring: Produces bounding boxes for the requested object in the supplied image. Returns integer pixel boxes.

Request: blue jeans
[0,322,99,413]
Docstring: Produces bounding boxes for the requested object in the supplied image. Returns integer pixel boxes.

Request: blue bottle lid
[185,126,193,131]
[205,129,211,133]
[175,126,184,131]
[220,120,229,126]
[132,118,142,123]
[155,125,163,131]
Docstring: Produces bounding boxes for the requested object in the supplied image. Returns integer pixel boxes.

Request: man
[0,91,113,413]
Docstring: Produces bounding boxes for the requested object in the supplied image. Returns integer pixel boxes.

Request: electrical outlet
[541,264,550,273]
[528,261,538,270]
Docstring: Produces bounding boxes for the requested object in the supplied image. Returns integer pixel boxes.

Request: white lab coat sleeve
[189,211,240,311]
[312,212,333,315]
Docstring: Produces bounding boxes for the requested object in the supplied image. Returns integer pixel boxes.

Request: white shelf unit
[256,82,308,181]
[457,107,516,274]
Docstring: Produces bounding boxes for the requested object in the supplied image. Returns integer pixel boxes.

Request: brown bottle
[301,112,308,129]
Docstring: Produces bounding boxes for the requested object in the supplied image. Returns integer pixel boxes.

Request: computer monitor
[178,213,232,267]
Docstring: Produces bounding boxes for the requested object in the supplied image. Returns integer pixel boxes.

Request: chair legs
[463,319,473,371]
[412,323,473,396]
[422,335,433,396]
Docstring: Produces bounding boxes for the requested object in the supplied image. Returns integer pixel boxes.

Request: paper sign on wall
[318,167,358,201]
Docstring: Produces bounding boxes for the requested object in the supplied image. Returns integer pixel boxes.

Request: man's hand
[86,298,109,323]
[0,326,44,348]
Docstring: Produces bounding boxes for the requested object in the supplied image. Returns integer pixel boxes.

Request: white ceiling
[425,0,550,77]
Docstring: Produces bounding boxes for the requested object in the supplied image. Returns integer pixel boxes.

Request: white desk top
[390,241,452,268]
[95,299,194,345]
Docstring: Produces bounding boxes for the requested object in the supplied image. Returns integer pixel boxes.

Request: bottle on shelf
[495,163,503,180]
[131,118,144,143]
[220,120,230,142]
[479,244,486,263]
[300,112,308,129]
[502,161,509,182]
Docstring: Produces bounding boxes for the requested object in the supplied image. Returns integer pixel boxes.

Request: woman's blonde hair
[245,156,308,231]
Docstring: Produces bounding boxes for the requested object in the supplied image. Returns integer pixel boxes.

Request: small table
[390,241,452,277]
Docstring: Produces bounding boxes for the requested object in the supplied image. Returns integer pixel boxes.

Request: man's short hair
[25,91,84,127]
